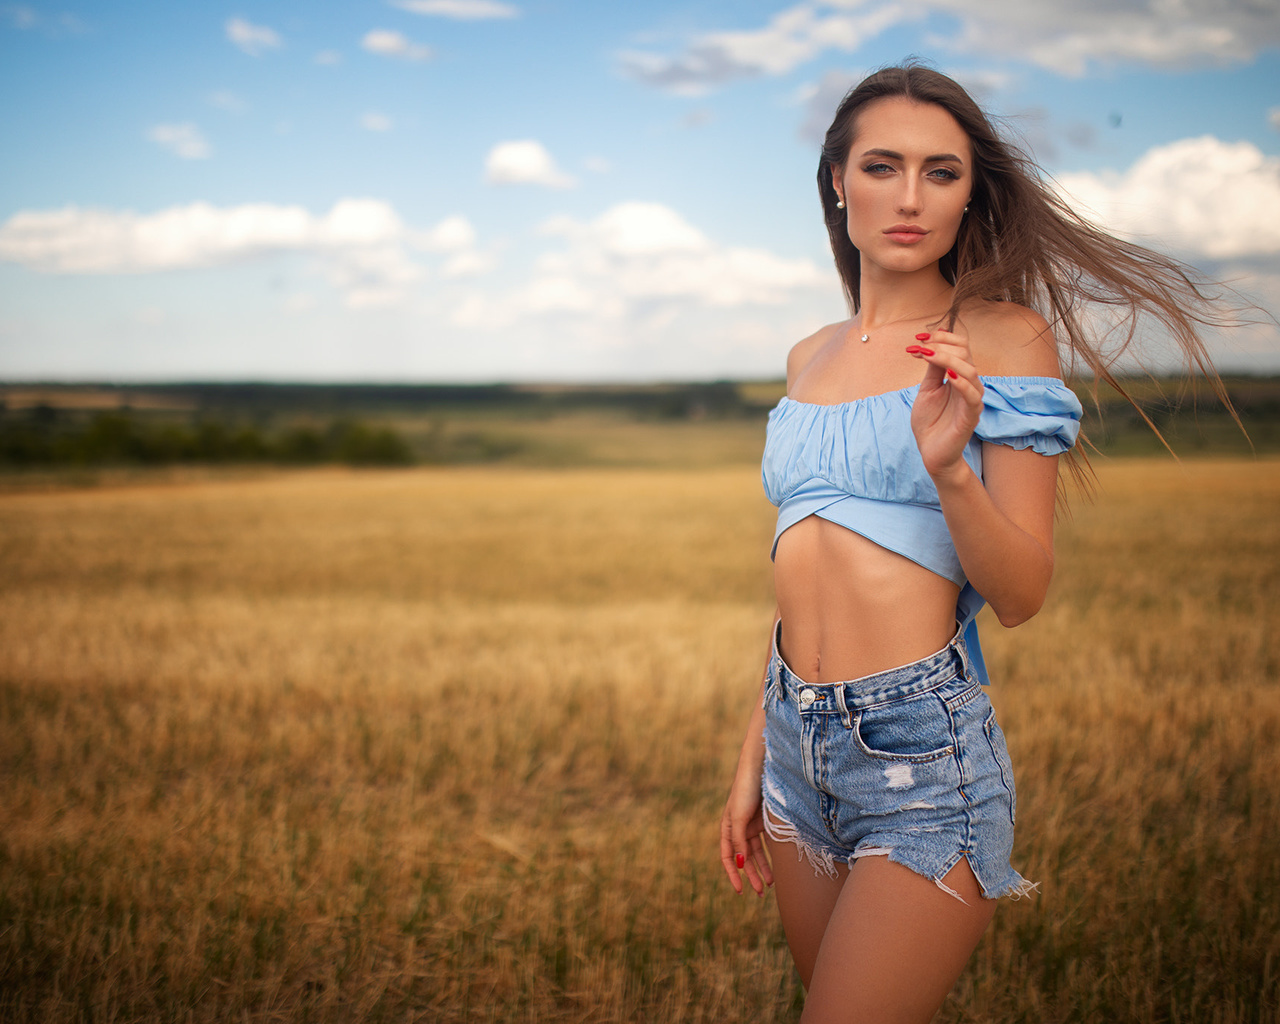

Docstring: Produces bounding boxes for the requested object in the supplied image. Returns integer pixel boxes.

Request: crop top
[762,376,1083,685]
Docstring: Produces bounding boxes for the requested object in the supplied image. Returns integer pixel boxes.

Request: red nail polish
[905,345,921,354]
[915,332,931,341]
[947,368,958,379]
[735,853,745,869]
[918,348,935,357]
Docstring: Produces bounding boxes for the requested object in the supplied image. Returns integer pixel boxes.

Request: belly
[773,515,961,683]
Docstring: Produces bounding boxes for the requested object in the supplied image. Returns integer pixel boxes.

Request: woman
[719,63,1238,1023]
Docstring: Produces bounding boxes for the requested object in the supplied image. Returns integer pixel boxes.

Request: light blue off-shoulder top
[762,376,1083,685]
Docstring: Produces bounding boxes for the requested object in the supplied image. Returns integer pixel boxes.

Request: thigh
[801,855,997,1024]
[764,812,850,990]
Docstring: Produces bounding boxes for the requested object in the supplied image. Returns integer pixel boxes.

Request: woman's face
[832,96,973,275]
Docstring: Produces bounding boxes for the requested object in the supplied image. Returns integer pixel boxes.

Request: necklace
[855,301,951,344]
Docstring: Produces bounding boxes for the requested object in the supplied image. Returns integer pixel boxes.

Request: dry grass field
[0,456,1277,1022]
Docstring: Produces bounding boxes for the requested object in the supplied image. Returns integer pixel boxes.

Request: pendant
[860,333,869,343]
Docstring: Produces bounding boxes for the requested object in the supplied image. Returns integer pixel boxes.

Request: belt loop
[950,627,973,681]
[833,684,852,730]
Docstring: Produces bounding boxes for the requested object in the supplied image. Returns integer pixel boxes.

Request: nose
[897,176,921,216]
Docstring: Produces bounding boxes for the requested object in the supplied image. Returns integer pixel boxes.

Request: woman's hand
[906,320,985,482]
[720,749,773,896]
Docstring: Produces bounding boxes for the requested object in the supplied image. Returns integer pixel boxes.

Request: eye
[861,162,895,175]
[928,167,961,181]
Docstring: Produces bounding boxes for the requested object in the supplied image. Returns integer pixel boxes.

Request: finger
[734,815,773,896]
[748,833,774,889]
[737,844,765,896]
[730,821,761,894]
[905,342,950,386]
[942,368,984,405]
[906,332,962,360]
[719,817,744,894]
[730,809,775,896]
[908,346,982,398]
[720,855,743,893]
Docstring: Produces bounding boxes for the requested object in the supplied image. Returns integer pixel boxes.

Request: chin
[866,250,946,274]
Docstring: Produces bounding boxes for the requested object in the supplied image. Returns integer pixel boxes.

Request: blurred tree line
[0,376,1274,468]
[0,407,414,467]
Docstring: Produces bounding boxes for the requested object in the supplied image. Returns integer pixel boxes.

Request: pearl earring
[836,199,845,209]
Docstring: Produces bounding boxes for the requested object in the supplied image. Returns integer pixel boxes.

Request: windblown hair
[818,61,1244,455]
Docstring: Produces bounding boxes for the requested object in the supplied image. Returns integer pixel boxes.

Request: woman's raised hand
[906,320,985,481]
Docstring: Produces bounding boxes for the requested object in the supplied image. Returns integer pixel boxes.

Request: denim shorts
[761,621,1036,902]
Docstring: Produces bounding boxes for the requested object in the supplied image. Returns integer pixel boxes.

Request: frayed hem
[999,876,1041,900]
[760,810,1040,905]
[762,804,845,879]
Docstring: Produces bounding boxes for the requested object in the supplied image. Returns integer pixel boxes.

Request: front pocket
[852,695,954,764]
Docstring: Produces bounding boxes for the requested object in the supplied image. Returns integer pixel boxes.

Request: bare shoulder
[786,321,847,389]
[962,300,1061,378]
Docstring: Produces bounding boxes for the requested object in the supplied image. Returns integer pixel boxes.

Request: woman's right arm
[719,610,779,897]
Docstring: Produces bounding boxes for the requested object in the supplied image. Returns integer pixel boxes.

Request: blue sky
[2,0,1278,382]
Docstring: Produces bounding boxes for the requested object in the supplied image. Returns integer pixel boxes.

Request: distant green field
[0,377,1275,478]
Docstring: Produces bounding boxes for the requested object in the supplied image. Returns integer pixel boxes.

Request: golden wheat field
[0,456,1277,1023]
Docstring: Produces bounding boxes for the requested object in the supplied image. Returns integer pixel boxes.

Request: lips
[884,224,928,244]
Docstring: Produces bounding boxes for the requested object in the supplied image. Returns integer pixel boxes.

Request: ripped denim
[760,621,1037,903]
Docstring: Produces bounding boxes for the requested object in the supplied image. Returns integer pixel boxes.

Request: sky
[1,0,1278,383]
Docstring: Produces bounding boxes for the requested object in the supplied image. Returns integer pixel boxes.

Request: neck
[857,264,953,330]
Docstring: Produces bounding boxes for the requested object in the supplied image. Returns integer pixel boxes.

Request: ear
[830,164,845,206]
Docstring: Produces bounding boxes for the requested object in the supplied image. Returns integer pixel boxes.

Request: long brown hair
[818,61,1244,454]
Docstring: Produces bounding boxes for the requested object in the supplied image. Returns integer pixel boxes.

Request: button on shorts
[761,621,1036,901]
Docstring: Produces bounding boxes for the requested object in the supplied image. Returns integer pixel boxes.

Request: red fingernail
[915,332,931,341]
[918,348,935,357]
[905,345,921,354]
[947,368,958,379]
[735,853,745,869]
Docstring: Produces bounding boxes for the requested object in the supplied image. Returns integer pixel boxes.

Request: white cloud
[622,0,1280,93]
[2,5,37,29]
[0,201,493,308]
[391,0,519,19]
[1,5,84,32]
[415,215,496,277]
[933,0,1277,75]
[314,49,343,65]
[362,28,433,61]
[147,123,211,160]
[208,90,247,114]
[440,251,496,278]
[419,214,477,252]
[485,140,576,188]
[619,4,908,95]
[1054,136,1280,260]
[322,244,423,309]
[464,201,830,328]
[225,16,281,57]
[797,68,861,143]
[361,112,394,132]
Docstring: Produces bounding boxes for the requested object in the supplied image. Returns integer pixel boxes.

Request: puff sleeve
[974,377,1082,454]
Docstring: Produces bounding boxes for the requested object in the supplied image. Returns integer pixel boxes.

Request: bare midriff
[773,515,960,684]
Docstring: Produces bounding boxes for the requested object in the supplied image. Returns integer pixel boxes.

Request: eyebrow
[861,147,965,164]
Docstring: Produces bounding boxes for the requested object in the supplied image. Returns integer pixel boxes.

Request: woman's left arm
[931,445,1057,627]
[908,313,1060,627]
